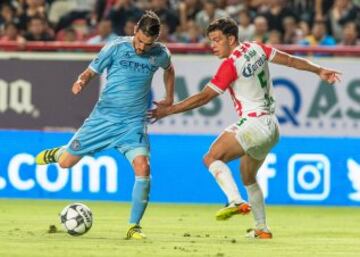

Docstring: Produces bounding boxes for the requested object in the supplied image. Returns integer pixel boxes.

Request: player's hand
[72,80,85,95]
[318,68,342,85]
[147,101,172,124]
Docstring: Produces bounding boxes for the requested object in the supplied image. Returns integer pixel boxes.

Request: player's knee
[203,153,217,168]
[203,154,211,168]
[133,158,150,176]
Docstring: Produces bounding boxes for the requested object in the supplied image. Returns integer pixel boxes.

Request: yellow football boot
[215,202,251,221]
[125,224,147,240]
[35,147,61,165]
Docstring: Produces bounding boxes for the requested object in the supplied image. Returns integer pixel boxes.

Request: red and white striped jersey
[208,42,277,118]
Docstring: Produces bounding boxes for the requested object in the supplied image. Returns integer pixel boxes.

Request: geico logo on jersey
[0,79,39,117]
[0,153,118,193]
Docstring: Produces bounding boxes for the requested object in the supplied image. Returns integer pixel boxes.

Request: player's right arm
[72,68,97,95]
[72,41,117,95]
[271,50,342,84]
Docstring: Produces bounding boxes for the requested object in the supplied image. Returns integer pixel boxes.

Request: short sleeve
[208,59,237,94]
[158,46,171,69]
[257,42,277,61]
[89,42,117,74]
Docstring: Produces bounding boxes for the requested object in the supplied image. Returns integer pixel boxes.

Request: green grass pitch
[0,199,359,257]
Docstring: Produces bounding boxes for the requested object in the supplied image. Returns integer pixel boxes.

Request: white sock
[208,160,243,204]
[246,183,269,231]
[55,147,65,161]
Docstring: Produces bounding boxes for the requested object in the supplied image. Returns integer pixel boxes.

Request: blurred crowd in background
[0,0,359,47]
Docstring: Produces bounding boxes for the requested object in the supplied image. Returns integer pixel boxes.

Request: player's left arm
[156,63,175,107]
[271,50,342,84]
[72,68,97,95]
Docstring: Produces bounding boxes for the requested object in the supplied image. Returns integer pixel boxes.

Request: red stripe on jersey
[239,42,251,54]
[240,44,249,54]
[228,86,242,116]
[210,58,238,91]
[233,50,242,58]
[256,42,273,60]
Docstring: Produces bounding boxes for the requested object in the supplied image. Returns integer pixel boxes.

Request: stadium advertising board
[0,53,359,137]
[0,130,359,206]
[0,58,99,129]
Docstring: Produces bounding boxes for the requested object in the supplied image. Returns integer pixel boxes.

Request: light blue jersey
[89,36,171,122]
[66,36,171,162]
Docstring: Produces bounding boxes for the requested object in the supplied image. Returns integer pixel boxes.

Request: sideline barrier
[0,130,359,206]
[0,41,360,55]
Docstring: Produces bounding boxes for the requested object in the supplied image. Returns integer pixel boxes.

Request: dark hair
[137,11,160,37]
[207,17,239,41]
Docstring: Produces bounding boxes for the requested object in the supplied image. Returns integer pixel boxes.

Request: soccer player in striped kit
[149,17,341,239]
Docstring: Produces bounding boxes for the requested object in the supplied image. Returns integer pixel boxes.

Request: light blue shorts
[66,115,150,163]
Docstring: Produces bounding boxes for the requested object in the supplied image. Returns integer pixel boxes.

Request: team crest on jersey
[149,56,156,65]
[70,140,81,151]
[121,51,135,59]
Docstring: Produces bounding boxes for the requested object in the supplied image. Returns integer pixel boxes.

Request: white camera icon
[288,154,330,200]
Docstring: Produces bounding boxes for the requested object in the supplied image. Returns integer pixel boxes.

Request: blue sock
[129,176,150,225]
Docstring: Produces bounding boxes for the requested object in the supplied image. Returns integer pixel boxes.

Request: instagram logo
[288,154,330,200]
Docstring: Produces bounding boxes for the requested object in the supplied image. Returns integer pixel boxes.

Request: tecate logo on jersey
[0,79,39,117]
[0,153,118,193]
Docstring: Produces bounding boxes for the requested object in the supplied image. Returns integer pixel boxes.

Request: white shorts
[225,115,280,160]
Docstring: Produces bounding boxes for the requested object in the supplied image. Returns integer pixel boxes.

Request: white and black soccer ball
[60,203,93,236]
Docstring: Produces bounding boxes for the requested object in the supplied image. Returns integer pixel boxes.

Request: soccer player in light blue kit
[35,11,175,240]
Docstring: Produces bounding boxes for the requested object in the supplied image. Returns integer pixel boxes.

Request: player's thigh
[233,116,279,161]
[66,116,117,156]
[115,123,149,156]
[58,151,82,168]
[206,131,246,163]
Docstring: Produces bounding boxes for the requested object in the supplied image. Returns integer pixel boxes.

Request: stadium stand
[0,0,358,51]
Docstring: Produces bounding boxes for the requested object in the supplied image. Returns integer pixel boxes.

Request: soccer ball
[60,203,93,236]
